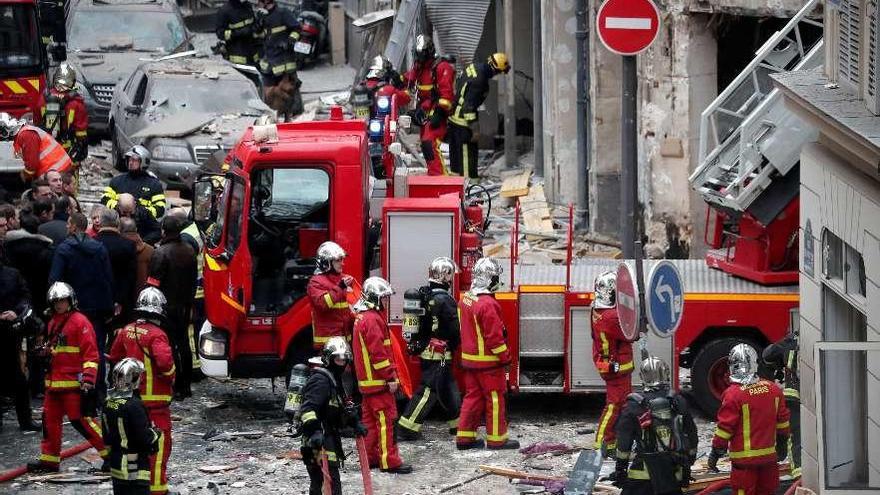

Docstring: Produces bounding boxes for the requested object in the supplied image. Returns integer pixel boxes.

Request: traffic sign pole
[621,55,637,260]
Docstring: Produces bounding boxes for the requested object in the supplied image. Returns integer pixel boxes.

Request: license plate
[293,41,313,54]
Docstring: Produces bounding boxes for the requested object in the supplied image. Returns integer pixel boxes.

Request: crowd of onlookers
[0,169,201,431]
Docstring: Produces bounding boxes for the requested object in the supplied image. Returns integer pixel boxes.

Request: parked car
[65,0,191,134]
[110,57,273,189]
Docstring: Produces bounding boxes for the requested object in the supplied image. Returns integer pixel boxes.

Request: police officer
[300,337,366,495]
[709,344,790,495]
[306,242,354,350]
[611,357,698,495]
[215,0,259,66]
[256,0,301,87]
[762,329,800,478]
[456,257,519,450]
[102,358,161,495]
[447,53,509,179]
[404,35,456,176]
[41,63,88,163]
[102,146,166,220]
[398,257,461,440]
[592,270,635,457]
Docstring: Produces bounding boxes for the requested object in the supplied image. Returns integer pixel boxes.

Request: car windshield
[150,79,264,114]
[0,5,41,70]
[68,11,186,52]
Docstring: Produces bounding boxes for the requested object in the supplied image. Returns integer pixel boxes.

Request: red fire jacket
[405,57,455,114]
[40,89,88,149]
[352,309,397,395]
[13,125,73,179]
[591,308,634,378]
[712,379,791,465]
[307,272,353,346]
[109,320,176,408]
[458,292,510,370]
[45,311,99,391]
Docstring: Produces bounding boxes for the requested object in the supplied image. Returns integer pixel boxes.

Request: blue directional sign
[645,261,684,338]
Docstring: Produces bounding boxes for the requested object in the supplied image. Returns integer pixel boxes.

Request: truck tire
[691,337,759,416]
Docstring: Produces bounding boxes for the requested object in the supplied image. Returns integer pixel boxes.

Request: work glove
[308,430,324,450]
[411,108,427,127]
[707,447,726,473]
[428,107,446,129]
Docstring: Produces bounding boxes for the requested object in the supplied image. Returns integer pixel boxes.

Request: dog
[264,73,304,122]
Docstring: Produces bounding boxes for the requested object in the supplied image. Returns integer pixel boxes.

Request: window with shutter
[838,0,861,89]
[865,0,880,114]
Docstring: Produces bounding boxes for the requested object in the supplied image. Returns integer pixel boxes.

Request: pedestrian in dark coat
[95,209,136,321]
[39,195,71,245]
[0,259,40,431]
[4,214,54,315]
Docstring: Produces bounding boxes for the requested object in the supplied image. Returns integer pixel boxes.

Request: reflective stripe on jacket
[352,309,397,395]
[307,272,353,346]
[458,292,510,369]
[109,320,176,408]
[45,311,99,390]
[712,379,790,465]
[591,307,634,378]
[13,125,73,178]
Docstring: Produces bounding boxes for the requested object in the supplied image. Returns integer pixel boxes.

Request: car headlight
[151,144,192,161]
[199,328,228,359]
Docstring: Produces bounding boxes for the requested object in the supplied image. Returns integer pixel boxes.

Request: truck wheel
[691,337,759,416]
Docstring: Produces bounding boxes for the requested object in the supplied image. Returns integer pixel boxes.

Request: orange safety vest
[13,125,74,178]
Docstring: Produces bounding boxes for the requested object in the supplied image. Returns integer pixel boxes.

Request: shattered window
[68,11,186,53]
[150,80,262,114]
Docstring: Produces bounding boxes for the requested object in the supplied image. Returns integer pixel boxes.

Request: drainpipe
[503,0,517,168]
[532,0,544,178]
[575,0,591,230]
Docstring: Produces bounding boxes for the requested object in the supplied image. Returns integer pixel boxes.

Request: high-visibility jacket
[257,5,300,77]
[215,0,259,65]
[458,291,510,369]
[712,379,791,466]
[405,57,455,114]
[591,308,634,378]
[448,62,494,127]
[101,171,166,219]
[352,309,397,395]
[45,311,99,390]
[109,320,176,408]
[13,125,74,179]
[306,272,353,347]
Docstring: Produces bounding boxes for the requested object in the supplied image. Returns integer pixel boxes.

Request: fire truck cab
[0,0,45,121]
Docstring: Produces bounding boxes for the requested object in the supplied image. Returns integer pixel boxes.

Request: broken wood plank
[500,170,532,198]
[478,464,566,482]
[47,474,110,484]
[198,464,239,473]
[520,184,555,241]
[439,472,490,493]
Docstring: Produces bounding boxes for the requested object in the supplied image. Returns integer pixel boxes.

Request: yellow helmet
[488,52,510,74]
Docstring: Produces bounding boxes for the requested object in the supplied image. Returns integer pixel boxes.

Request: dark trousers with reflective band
[447,122,478,179]
[595,374,632,450]
[40,390,107,466]
[301,436,341,495]
[456,367,508,447]
[730,463,779,495]
[399,359,460,433]
[112,479,150,495]
[147,407,172,495]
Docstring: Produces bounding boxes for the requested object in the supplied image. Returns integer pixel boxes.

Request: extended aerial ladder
[690,0,823,284]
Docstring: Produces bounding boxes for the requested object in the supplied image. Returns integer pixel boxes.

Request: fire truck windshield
[0,4,41,71]
[253,168,330,220]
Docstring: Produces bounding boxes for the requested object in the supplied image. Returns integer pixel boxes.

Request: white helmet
[640,356,670,391]
[53,62,77,92]
[47,282,77,310]
[593,270,616,309]
[0,112,25,140]
[428,256,458,285]
[321,336,352,367]
[470,257,502,295]
[110,358,145,397]
[729,343,759,385]
[353,276,394,312]
[315,241,346,274]
[135,287,167,318]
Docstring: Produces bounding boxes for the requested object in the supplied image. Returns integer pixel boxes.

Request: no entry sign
[597,0,661,56]
[616,262,640,342]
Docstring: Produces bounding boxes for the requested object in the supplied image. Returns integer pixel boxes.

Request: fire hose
[695,476,800,495]
[0,440,93,483]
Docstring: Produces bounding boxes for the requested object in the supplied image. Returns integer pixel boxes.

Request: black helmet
[414,34,435,63]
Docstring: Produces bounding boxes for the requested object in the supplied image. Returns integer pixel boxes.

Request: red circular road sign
[597,0,661,56]
[616,263,640,342]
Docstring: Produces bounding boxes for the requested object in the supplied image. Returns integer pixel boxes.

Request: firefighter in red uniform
[352,276,413,474]
[28,282,108,473]
[709,344,790,495]
[109,287,176,495]
[0,112,74,182]
[363,56,411,113]
[591,270,635,456]
[456,257,520,450]
[40,63,89,164]
[404,35,455,176]
[307,242,354,350]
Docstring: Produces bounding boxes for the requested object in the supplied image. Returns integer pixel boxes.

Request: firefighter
[611,357,698,495]
[41,63,88,163]
[306,241,354,350]
[398,257,461,440]
[352,276,413,473]
[0,112,73,182]
[108,287,176,495]
[103,358,161,495]
[363,55,410,107]
[762,329,800,478]
[591,270,635,457]
[447,53,510,179]
[708,344,791,495]
[102,146,166,220]
[456,257,519,450]
[215,0,259,66]
[28,282,108,473]
[300,336,367,495]
[404,35,455,176]
[256,0,301,88]
[38,0,67,61]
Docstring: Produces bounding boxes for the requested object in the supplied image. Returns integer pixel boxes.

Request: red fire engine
[193,105,797,415]
[0,0,46,121]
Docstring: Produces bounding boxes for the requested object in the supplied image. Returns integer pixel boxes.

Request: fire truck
[0,0,45,121]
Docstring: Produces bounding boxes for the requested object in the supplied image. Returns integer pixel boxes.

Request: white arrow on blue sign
[645,261,684,338]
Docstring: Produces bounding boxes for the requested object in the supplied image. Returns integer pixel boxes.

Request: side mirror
[192,178,219,230]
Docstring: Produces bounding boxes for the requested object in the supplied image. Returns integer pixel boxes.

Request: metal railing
[691,0,823,212]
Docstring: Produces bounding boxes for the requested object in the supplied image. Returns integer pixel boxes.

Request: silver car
[110,57,273,189]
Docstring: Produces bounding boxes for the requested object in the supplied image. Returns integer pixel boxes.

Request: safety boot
[487,439,520,450]
[396,424,422,441]
[27,460,59,473]
[381,463,413,474]
[456,439,485,450]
